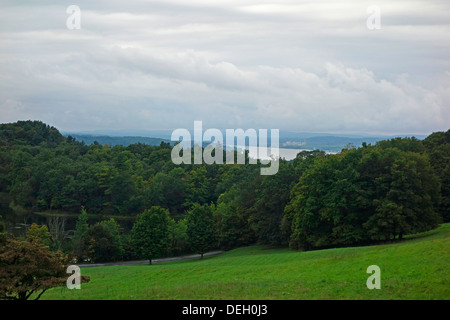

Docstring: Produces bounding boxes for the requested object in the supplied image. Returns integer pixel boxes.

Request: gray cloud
[0,0,449,135]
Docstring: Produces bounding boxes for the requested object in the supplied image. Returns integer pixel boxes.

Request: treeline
[64,134,170,147]
[68,204,216,263]
[0,121,448,261]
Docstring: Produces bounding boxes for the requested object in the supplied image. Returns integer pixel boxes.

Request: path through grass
[42,223,450,300]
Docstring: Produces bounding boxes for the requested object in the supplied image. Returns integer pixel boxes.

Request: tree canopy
[0,121,448,264]
[286,145,441,250]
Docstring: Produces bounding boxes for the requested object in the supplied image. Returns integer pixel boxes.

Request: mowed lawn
[42,223,450,300]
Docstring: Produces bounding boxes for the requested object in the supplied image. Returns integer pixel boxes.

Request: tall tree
[362,148,441,240]
[250,160,296,246]
[213,165,260,250]
[422,129,450,222]
[131,206,170,264]
[72,206,89,261]
[100,218,124,259]
[186,203,215,259]
[167,217,188,256]
[87,223,120,263]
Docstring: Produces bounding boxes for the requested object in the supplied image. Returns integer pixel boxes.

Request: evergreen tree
[72,206,89,262]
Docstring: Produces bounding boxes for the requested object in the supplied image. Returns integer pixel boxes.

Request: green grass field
[42,223,450,300]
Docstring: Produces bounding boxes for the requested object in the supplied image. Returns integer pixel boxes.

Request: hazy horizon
[59,127,430,139]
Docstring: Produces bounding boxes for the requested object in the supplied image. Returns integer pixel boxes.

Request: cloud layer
[0,0,449,134]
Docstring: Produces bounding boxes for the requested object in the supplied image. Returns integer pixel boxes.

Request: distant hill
[278,131,428,152]
[63,134,171,147]
[63,129,427,152]
[0,120,65,146]
[63,130,174,140]
[280,135,388,152]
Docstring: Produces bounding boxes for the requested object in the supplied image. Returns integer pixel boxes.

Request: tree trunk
[201,253,204,259]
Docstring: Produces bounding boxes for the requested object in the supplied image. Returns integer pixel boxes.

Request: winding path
[77,250,225,268]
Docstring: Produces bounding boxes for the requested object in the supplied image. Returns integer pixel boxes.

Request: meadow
[42,223,450,300]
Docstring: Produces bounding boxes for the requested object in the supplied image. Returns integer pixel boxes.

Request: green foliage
[213,165,260,250]
[0,120,65,147]
[100,218,124,257]
[0,120,448,261]
[375,136,425,153]
[423,129,450,221]
[26,223,52,246]
[183,166,211,208]
[186,203,215,258]
[362,149,441,238]
[250,160,297,246]
[131,206,171,264]
[167,217,188,256]
[87,222,121,263]
[65,134,169,147]
[150,168,186,216]
[72,207,90,261]
[286,146,441,250]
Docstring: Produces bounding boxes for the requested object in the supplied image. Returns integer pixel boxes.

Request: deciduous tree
[0,233,89,300]
[26,223,51,246]
[186,203,215,259]
[131,206,171,264]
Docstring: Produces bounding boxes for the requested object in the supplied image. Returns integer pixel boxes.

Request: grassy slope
[43,224,450,300]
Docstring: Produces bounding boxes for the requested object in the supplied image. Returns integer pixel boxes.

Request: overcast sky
[0,0,449,135]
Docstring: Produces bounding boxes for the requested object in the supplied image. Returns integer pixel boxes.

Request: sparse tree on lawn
[131,206,171,264]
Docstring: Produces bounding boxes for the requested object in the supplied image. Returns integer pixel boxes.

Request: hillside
[41,223,450,300]
[64,128,426,152]
[1,121,448,257]
[64,133,171,147]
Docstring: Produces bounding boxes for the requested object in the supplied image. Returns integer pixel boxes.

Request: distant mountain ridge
[63,130,428,152]
[63,133,171,147]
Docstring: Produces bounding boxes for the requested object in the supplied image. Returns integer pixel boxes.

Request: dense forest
[0,120,448,263]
